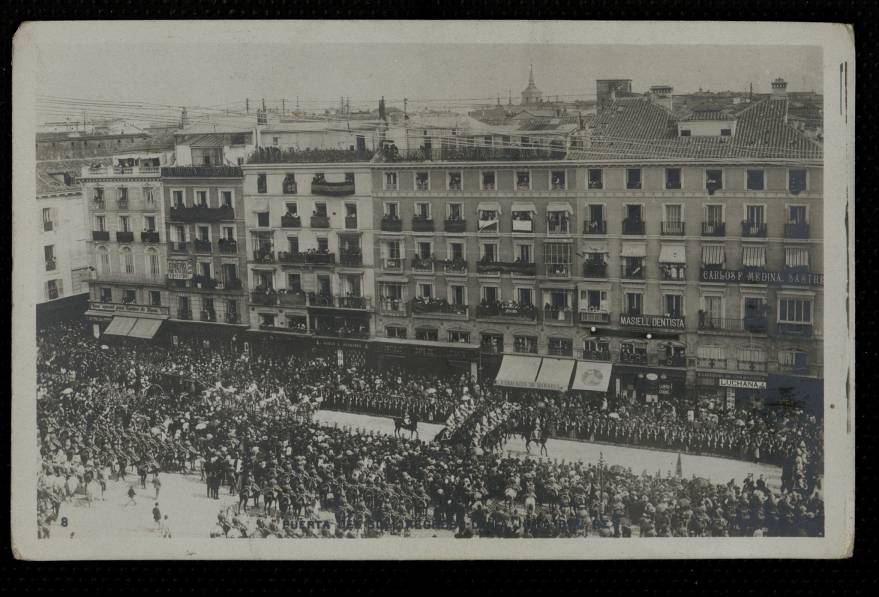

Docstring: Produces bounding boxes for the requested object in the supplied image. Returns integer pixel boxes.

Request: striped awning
[702,245,725,265]
[510,202,537,213]
[535,358,576,392]
[128,318,163,339]
[742,246,767,268]
[658,243,686,264]
[494,355,542,389]
[103,316,137,337]
[621,242,647,258]
[785,247,810,269]
[546,202,573,214]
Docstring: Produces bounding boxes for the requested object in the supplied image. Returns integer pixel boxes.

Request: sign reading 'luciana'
[619,314,686,329]
[700,269,824,287]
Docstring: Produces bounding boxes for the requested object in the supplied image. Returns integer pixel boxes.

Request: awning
[621,242,647,258]
[535,358,576,392]
[702,245,725,266]
[128,318,163,339]
[583,241,609,254]
[103,316,137,337]
[477,202,501,215]
[571,360,613,392]
[511,202,537,213]
[494,355,542,389]
[785,247,809,268]
[658,243,686,264]
[546,202,573,214]
[742,246,767,268]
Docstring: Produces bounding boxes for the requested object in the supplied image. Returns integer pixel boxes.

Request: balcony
[445,219,466,233]
[116,231,134,243]
[621,264,645,280]
[169,241,188,253]
[117,198,129,210]
[476,302,538,322]
[379,299,408,317]
[381,216,403,232]
[619,351,648,365]
[660,265,687,281]
[580,349,611,362]
[583,220,607,235]
[777,322,813,337]
[660,354,688,367]
[281,215,301,228]
[546,218,571,235]
[697,314,768,333]
[339,249,363,267]
[661,221,685,236]
[512,219,533,233]
[546,263,571,278]
[383,258,404,272]
[785,223,810,239]
[345,215,358,229]
[415,180,430,191]
[411,298,469,318]
[622,218,645,235]
[250,290,278,306]
[741,221,768,238]
[45,258,57,272]
[224,312,241,324]
[278,251,336,266]
[309,215,330,229]
[251,249,276,264]
[169,205,235,223]
[278,290,308,307]
[476,261,537,276]
[701,222,726,237]
[177,309,193,321]
[92,230,110,241]
[190,275,220,290]
[307,293,334,307]
[218,239,238,254]
[141,231,160,243]
[738,360,767,373]
[582,262,607,279]
[412,256,435,273]
[193,239,213,253]
[442,258,468,275]
[311,180,355,197]
[412,217,434,232]
[160,165,242,178]
[578,310,610,325]
[543,308,574,325]
[200,310,218,323]
[223,278,243,290]
[336,296,370,310]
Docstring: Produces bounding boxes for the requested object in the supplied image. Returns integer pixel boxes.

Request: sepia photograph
[10,21,855,560]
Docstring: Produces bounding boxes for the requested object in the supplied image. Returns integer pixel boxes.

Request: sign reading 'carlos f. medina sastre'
[700,268,824,287]
[619,314,686,329]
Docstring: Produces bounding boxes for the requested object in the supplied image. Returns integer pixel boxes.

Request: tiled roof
[36,158,111,195]
[567,96,822,161]
[679,109,737,122]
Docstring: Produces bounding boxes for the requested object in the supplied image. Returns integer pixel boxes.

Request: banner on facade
[167,260,193,280]
[700,268,823,287]
[619,314,685,329]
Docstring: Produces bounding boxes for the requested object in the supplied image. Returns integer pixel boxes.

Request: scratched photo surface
[11,21,854,560]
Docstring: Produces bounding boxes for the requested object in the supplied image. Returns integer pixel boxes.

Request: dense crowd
[36,321,824,538]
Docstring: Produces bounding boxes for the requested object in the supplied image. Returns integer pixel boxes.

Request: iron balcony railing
[697,314,769,333]
[583,220,607,235]
[177,309,193,320]
[278,291,307,307]
[622,218,645,235]
[475,261,537,276]
[281,215,301,228]
[336,296,370,310]
[784,222,810,239]
[412,217,435,232]
[379,299,408,316]
[218,239,238,254]
[701,222,726,237]
[92,230,110,241]
[546,263,571,278]
[310,215,331,228]
[251,250,276,263]
[582,262,607,278]
[345,215,358,229]
[160,165,242,178]
[141,231,160,243]
[741,221,768,238]
[412,256,435,273]
[661,221,685,236]
[411,299,469,317]
[278,251,336,265]
[339,250,363,267]
[444,219,466,233]
[442,259,468,275]
[578,310,610,324]
[621,264,645,280]
[250,290,277,306]
[381,216,403,232]
[169,205,235,223]
[224,312,241,324]
[169,241,188,253]
[193,239,212,253]
[619,351,648,365]
[383,258,403,272]
[116,231,135,242]
[512,219,533,233]
[476,302,538,321]
[543,308,574,324]
[777,322,813,337]
[311,180,355,196]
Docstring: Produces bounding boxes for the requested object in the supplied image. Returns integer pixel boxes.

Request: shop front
[695,372,768,412]
[371,338,480,378]
[611,363,687,404]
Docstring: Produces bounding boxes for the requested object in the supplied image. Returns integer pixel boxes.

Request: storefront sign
[373,341,476,361]
[700,268,823,287]
[89,302,169,316]
[718,378,767,390]
[313,337,367,351]
[167,260,193,280]
[619,314,685,329]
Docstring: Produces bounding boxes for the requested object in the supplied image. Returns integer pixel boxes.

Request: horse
[393,412,419,440]
[238,485,251,515]
[520,420,552,457]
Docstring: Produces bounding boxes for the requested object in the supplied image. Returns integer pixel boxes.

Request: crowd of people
[36,321,824,539]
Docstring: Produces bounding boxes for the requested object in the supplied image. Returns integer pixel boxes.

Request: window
[415,328,438,342]
[384,172,398,190]
[513,335,538,354]
[195,190,208,207]
[44,245,55,271]
[99,287,112,303]
[199,261,211,278]
[663,294,684,318]
[221,190,233,207]
[480,242,497,263]
[122,289,136,305]
[98,246,110,274]
[345,203,357,218]
[548,337,573,357]
[197,225,210,241]
[448,330,470,344]
[789,169,808,193]
[746,169,765,191]
[587,168,603,189]
[447,171,462,190]
[663,204,684,235]
[680,129,691,137]
[665,168,682,189]
[705,205,723,226]
[481,171,496,191]
[147,250,160,277]
[447,203,463,221]
[517,287,533,306]
[706,169,723,191]
[386,240,401,260]
[257,174,267,194]
[172,190,184,208]
[482,286,499,303]
[448,241,464,261]
[231,133,247,146]
[384,202,399,218]
[582,289,608,311]
[144,216,156,232]
[317,237,329,252]
[544,242,571,276]
[119,216,131,233]
[257,211,270,227]
[481,333,504,354]
[516,243,533,264]
[745,205,765,225]
[311,202,327,218]
[117,187,128,202]
[94,215,106,232]
[386,326,407,339]
[778,297,813,323]
[779,350,809,372]
[418,283,433,299]
[516,171,531,191]
[288,236,301,254]
[415,202,431,219]
[624,292,643,316]
[222,226,235,241]
[720,128,732,137]
[788,205,807,224]
[149,290,161,306]
[415,171,429,191]
[626,168,642,190]
[550,170,566,190]
[121,247,134,274]
[259,314,276,327]
[272,137,279,146]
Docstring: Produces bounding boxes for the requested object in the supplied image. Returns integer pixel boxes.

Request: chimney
[771,77,788,100]
[649,85,674,112]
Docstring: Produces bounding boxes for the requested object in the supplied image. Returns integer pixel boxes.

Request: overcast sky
[34,42,822,118]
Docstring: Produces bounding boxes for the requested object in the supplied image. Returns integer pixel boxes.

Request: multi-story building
[35,162,93,324]
[242,148,376,366]
[81,155,171,340]
[367,77,823,412]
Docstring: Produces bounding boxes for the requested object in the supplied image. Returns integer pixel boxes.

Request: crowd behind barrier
[36,321,823,538]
